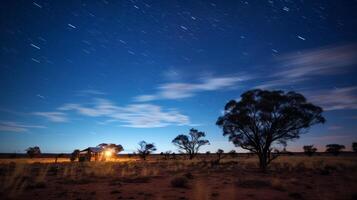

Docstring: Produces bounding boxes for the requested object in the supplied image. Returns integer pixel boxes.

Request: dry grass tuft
[270,178,286,191]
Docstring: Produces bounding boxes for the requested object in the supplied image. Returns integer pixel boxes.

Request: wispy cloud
[306,86,357,111]
[327,125,343,130]
[135,75,248,102]
[0,121,45,132]
[258,44,357,88]
[59,98,190,128]
[32,112,68,122]
[305,134,351,141]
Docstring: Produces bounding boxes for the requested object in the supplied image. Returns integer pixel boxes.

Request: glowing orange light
[104,150,112,158]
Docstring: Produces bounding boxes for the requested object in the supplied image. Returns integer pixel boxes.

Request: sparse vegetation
[70,149,80,162]
[326,144,345,156]
[137,141,156,160]
[172,128,210,160]
[303,145,317,156]
[228,150,237,158]
[353,142,357,153]
[215,149,224,163]
[0,154,356,199]
[25,146,41,158]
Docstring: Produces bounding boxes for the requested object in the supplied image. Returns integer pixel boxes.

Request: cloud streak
[258,44,357,88]
[33,112,68,122]
[135,75,248,102]
[276,44,357,77]
[59,98,190,128]
[306,86,357,111]
[0,121,45,132]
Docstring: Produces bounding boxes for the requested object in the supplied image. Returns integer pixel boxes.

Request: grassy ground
[0,154,356,199]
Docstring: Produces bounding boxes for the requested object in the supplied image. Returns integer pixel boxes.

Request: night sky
[1,0,357,153]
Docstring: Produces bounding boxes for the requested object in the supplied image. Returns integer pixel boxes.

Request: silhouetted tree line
[25,89,357,170]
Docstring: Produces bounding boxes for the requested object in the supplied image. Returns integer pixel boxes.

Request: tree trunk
[258,153,268,171]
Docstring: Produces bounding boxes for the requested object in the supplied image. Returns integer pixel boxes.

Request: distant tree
[326,144,345,156]
[70,149,80,162]
[303,145,317,156]
[97,143,124,155]
[353,142,357,153]
[55,153,65,163]
[216,89,325,170]
[164,151,172,160]
[160,151,172,160]
[228,150,237,158]
[171,152,176,160]
[216,149,224,163]
[25,146,41,158]
[172,128,210,160]
[137,141,156,160]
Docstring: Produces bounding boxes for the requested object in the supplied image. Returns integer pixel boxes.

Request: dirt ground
[0,155,356,200]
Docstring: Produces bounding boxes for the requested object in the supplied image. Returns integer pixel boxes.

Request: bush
[171,176,189,188]
[183,172,194,179]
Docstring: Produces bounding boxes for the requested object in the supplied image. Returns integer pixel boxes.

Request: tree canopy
[216,89,325,170]
[137,141,156,160]
[25,146,41,158]
[353,142,357,153]
[172,128,210,159]
[97,143,124,154]
[326,144,345,155]
[303,145,317,156]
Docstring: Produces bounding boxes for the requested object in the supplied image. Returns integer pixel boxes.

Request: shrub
[271,178,286,191]
[183,172,194,179]
[171,176,189,188]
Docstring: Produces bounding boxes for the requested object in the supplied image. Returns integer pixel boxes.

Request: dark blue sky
[1,0,357,153]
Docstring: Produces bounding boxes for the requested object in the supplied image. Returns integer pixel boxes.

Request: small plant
[212,149,225,166]
[171,176,189,188]
[70,149,80,162]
